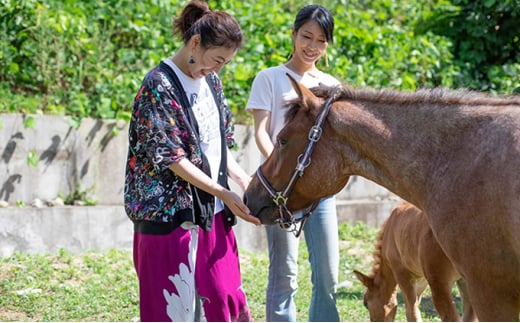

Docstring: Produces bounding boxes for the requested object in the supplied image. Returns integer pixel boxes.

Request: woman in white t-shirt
[246,5,340,322]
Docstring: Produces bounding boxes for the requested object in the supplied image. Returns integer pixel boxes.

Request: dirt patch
[0,310,29,321]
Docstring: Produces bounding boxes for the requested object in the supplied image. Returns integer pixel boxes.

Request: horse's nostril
[243,193,248,204]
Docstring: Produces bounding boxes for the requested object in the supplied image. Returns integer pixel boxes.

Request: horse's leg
[465,278,519,321]
[455,278,477,322]
[449,243,520,321]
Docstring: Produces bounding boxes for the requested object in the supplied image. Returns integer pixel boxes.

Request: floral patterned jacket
[124,61,237,232]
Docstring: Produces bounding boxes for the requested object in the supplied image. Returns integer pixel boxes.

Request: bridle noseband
[255,87,341,237]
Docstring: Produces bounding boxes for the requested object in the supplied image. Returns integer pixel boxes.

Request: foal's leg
[455,278,477,322]
[421,233,461,322]
[394,271,426,322]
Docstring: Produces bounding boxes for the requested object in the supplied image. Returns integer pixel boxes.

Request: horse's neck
[370,222,398,299]
[373,257,398,299]
[333,101,458,207]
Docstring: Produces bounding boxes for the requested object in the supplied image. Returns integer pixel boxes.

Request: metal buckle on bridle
[275,208,310,237]
[308,125,322,142]
[256,168,305,236]
[273,192,288,206]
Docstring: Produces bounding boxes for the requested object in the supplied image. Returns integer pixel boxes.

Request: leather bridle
[255,86,341,237]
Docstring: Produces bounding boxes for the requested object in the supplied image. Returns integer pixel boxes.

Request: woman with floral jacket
[124,1,260,321]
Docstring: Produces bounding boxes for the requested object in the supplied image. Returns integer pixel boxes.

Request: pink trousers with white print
[133,212,252,322]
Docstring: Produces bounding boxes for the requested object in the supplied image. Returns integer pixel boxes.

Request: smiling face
[192,47,236,79]
[189,39,237,79]
[292,20,329,66]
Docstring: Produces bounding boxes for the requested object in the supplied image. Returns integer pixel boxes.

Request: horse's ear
[287,73,319,110]
[354,270,372,288]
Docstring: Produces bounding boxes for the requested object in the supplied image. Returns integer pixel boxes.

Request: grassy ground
[0,221,447,321]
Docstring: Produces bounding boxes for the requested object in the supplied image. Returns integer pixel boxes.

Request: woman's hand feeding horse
[244,74,520,321]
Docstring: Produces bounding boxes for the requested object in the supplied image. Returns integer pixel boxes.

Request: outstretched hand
[220,190,261,225]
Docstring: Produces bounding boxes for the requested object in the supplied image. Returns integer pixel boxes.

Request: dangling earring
[189,56,195,64]
[324,51,329,68]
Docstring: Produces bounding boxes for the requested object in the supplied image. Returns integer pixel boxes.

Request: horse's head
[354,270,398,322]
[244,74,350,225]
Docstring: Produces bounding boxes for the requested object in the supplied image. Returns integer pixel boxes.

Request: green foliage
[26,150,39,167]
[321,0,458,90]
[416,0,520,93]
[1,0,518,124]
[0,0,175,120]
[338,220,378,241]
[59,186,97,206]
[22,116,36,129]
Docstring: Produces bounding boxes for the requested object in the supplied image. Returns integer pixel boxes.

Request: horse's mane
[368,217,387,278]
[316,84,520,106]
[285,84,520,122]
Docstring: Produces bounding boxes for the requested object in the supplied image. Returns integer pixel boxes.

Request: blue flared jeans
[265,196,340,322]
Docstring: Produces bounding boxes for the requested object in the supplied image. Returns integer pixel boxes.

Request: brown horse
[244,75,520,321]
[354,202,476,321]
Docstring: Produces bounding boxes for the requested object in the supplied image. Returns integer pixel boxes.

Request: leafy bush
[416,0,520,93]
[1,0,518,125]
[0,0,175,122]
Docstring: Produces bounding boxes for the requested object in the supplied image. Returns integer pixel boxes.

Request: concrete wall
[0,114,400,257]
[0,114,127,205]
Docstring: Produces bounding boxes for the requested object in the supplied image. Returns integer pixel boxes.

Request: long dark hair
[293,4,334,43]
[173,0,243,50]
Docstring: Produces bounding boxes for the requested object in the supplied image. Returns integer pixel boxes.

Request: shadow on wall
[0,114,127,206]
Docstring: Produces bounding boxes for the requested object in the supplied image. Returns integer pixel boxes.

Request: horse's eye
[278,138,287,146]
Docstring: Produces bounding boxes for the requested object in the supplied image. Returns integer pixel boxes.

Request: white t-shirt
[246,64,340,142]
[165,59,224,214]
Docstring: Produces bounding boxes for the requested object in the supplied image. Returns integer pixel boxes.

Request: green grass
[0,249,139,321]
[0,221,446,321]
